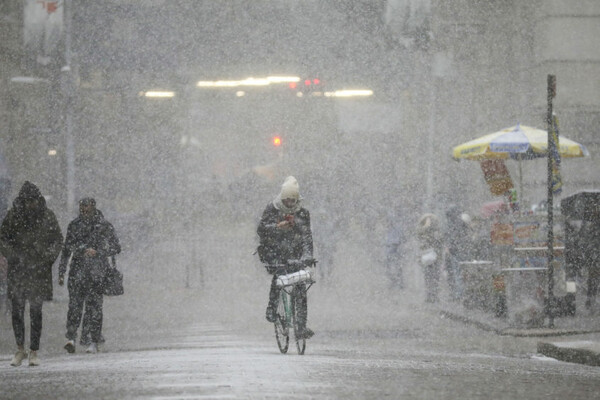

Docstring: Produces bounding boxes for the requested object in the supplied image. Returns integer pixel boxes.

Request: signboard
[480,159,513,196]
[514,221,541,245]
[491,222,513,245]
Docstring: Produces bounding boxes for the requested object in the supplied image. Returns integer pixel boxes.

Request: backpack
[256,244,269,264]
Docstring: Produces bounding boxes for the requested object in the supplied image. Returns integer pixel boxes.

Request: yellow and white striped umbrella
[452,125,589,161]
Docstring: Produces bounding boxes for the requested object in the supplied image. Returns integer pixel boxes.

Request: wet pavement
[2,319,600,399]
[1,281,600,399]
[1,233,600,399]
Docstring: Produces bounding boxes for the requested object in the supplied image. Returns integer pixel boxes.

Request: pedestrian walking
[417,213,443,303]
[0,181,63,367]
[384,209,407,289]
[0,255,8,316]
[59,198,121,354]
[444,206,472,301]
[580,204,600,314]
[311,203,340,281]
[0,176,11,316]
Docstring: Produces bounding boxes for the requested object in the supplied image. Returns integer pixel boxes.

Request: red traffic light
[273,136,282,147]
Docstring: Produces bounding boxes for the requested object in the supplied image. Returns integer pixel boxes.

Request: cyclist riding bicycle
[257,176,314,339]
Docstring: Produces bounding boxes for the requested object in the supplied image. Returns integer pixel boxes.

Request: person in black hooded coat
[0,181,63,366]
[257,176,314,339]
[59,198,121,353]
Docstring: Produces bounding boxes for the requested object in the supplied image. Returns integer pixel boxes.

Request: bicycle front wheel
[292,295,306,355]
[274,291,289,354]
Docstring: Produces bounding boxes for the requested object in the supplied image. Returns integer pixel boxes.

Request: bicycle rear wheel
[292,295,306,355]
[274,291,289,353]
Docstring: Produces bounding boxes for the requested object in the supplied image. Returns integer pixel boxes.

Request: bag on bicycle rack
[276,268,313,288]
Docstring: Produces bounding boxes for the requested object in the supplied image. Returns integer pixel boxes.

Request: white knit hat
[280,176,300,200]
[460,213,472,224]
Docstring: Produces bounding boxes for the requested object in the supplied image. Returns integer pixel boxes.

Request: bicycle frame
[270,259,316,355]
[280,287,292,327]
[279,281,313,355]
[280,281,314,326]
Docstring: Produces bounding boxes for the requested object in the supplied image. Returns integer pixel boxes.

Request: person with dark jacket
[257,176,314,339]
[384,211,407,289]
[0,181,63,367]
[444,206,471,301]
[417,213,444,303]
[580,205,600,313]
[59,198,121,354]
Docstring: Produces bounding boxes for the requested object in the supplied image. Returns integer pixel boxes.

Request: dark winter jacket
[0,181,63,301]
[417,213,444,266]
[59,209,121,292]
[580,220,600,270]
[445,209,472,259]
[257,202,313,266]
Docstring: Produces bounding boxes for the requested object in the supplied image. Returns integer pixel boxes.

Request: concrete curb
[440,310,600,337]
[501,328,600,337]
[537,342,600,367]
[440,310,501,334]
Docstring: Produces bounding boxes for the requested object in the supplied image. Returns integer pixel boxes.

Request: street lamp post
[546,74,557,327]
[62,0,75,215]
[426,52,451,212]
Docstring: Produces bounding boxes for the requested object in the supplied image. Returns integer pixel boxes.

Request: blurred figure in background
[384,209,407,289]
[0,255,7,316]
[417,213,443,303]
[0,181,63,367]
[0,176,11,220]
[311,202,340,281]
[0,176,11,316]
[444,206,472,301]
[59,197,121,354]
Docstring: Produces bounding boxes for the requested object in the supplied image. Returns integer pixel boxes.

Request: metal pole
[63,0,75,215]
[518,155,523,206]
[546,74,556,327]
[425,74,436,212]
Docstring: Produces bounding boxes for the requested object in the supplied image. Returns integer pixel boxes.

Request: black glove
[302,257,316,267]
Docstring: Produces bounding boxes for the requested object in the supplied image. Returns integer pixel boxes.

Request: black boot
[266,304,276,323]
[298,327,314,339]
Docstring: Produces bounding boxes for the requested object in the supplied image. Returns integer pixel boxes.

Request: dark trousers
[80,309,105,345]
[446,254,464,300]
[588,266,600,300]
[423,263,441,303]
[66,278,103,343]
[385,250,404,289]
[11,295,43,351]
[268,276,308,329]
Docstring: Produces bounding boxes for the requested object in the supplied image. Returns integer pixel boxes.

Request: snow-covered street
[3,305,600,399]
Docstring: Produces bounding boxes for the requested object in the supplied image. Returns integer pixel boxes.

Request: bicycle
[266,259,316,355]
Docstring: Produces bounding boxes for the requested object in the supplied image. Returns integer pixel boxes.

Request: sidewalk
[438,294,600,367]
[537,340,600,367]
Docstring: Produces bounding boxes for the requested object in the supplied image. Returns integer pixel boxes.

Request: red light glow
[273,136,282,147]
